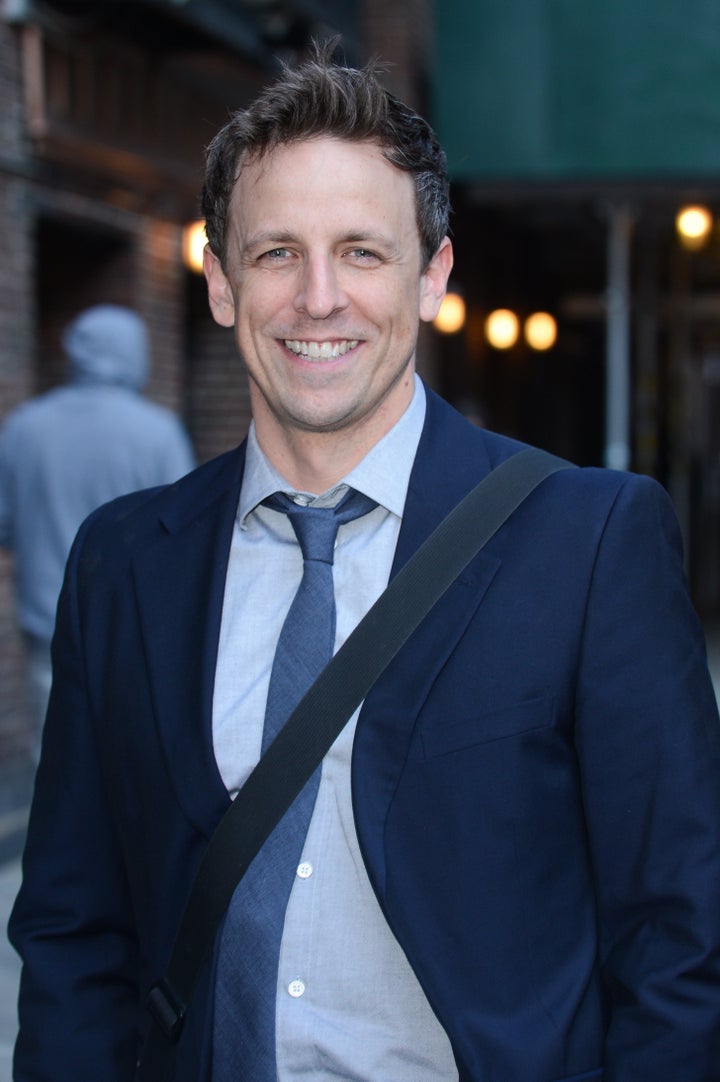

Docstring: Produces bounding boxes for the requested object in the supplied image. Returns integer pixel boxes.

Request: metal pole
[604,204,633,470]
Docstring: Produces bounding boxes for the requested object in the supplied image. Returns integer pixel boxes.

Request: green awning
[431,0,720,182]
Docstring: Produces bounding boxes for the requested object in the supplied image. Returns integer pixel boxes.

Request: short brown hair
[201,42,451,270]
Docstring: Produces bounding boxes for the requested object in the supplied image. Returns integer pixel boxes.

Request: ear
[419,236,454,323]
[203,246,236,328]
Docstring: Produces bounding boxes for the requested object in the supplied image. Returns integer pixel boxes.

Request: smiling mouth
[283,339,359,359]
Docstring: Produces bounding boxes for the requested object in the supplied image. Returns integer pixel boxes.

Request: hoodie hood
[62,304,150,390]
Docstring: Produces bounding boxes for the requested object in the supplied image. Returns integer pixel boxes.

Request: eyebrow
[341,231,399,251]
[242,231,297,252]
[243,229,399,252]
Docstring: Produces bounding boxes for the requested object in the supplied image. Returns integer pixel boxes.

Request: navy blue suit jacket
[10,388,720,1081]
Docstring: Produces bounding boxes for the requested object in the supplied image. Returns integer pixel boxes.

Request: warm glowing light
[433,292,466,334]
[524,311,557,351]
[485,308,519,350]
[182,220,207,273]
[676,205,713,250]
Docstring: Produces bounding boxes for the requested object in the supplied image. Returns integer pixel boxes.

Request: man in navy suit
[10,44,720,1082]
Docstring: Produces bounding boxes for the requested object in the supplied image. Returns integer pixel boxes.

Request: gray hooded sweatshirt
[0,304,195,640]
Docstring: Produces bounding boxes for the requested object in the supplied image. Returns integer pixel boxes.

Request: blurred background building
[432,0,720,628]
[0,0,719,775]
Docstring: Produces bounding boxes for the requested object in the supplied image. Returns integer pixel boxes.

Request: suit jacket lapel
[391,385,519,570]
[132,446,246,836]
[354,390,504,896]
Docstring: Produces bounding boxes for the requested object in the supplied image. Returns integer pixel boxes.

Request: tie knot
[263,488,377,565]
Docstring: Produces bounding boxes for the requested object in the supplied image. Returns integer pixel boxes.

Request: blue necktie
[212,488,377,1081]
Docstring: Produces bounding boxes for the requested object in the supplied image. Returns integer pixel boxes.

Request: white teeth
[284,339,359,359]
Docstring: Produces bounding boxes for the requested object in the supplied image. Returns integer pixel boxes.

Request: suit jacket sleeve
[576,472,720,1077]
[9,512,141,1082]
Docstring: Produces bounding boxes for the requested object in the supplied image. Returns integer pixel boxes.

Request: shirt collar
[238,374,426,527]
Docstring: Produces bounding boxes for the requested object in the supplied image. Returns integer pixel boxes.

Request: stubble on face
[213,137,451,487]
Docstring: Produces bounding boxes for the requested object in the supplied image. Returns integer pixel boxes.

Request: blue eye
[349,248,380,263]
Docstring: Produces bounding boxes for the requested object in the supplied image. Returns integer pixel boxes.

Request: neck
[256,426,372,494]
[252,375,416,493]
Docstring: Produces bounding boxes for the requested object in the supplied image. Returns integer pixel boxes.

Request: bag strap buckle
[146,979,186,1044]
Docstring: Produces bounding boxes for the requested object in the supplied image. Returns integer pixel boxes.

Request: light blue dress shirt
[212,376,458,1080]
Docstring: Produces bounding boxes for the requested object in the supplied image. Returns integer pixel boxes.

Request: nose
[294,254,348,319]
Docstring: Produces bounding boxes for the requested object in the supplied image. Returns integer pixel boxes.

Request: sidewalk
[0,754,32,1082]
[0,629,719,1079]
[0,858,21,1081]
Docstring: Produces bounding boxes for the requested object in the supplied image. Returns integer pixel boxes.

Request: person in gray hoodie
[0,304,195,754]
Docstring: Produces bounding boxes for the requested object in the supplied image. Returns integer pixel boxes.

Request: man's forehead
[219,139,426,271]
[233,135,407,192]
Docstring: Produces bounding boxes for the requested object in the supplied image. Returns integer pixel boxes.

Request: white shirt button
[296,861,313,879]
[287,979,306,998]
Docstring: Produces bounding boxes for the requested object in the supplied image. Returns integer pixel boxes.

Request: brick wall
[187,315,252,465]
[184,267,253,464]
[136,218,187,413]
[0,22,35,761]
[0,24,202,759]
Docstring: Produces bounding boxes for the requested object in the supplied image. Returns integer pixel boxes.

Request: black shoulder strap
[138,446,574,1079]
